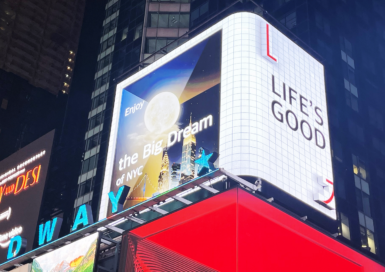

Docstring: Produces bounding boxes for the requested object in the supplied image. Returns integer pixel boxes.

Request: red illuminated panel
[124,188,385,272]
[131,189,237,272]
[237,189,384,272]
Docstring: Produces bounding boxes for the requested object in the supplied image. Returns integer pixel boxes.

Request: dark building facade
[72,0,385,264]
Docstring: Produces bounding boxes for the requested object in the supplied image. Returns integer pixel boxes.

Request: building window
[145,38,187,54]
[280,11,297,29]
[121,27,128,41]
[359,212,376,254]
[105,2,119,17]
[103,18,117,35]
[317,39,333,62]
[81,154,98,174]
[191,1,208,22]
[362,54,376,75]
[94,72,110,90]
[340,37,354,68]
[315,12,330,35]
[85,133,101,151]
[91,92,106,110]
[134,24,143,41]
[332,140,343,162]
[348,121,364,142]
[149,13,189,28]
[355,176,371,216]
[368,107,383,131]
[371,137,385,156]
[78,179,94,197]
[101,36,115,52]
[352,154,367,179]
[339,212,350,240]
[88,112,103,130]
[97,53,113,71]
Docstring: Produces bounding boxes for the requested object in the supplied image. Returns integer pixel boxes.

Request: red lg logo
[314,176,335,210]
[262,23,278,63]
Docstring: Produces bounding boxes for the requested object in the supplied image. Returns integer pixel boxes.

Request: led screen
[0,130,54,262]
[31,233,99,272]
[100,32,221,217]
[102,13,335,219]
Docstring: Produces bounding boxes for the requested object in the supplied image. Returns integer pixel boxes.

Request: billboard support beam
[199,183,219,194]
[127,216,146,224]
[149,206,168,215]
[173,195,192,205]
[105,225,124,234]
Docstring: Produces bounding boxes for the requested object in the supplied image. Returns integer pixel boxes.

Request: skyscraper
[0,0,85,95]
[170,162,181,188]
[158,149,170,193]
[180,116,196,184]
[0,0,86,160]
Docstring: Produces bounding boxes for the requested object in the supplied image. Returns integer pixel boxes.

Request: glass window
[178,38,187,46]
[107,36,115,47]
[134,24,143,41]
[356,188,363,211]
[88,112,103,130]
[158,14,168,27]
[85,134,100,150]
[146,38,156,54]
[156,38,167,51]
[179,14,189,28]
[362,193,371,216]
[89,155,97,170]
[286,11,297,29]
[340,213,350,240]
[168,14,179,28]
[121,27,128,41]
[101,40,107,52]
[78,182,86,196]
[94,77,102,89]
[91,92,106,109]
[191,8,199,21]
[367,229,376,254]
[365,216,374,232]
[200,2,209,15]
[81,159,90,174]
[361,180,370,195]
[150,13,158,27]
[354,175,361,189]
[167,39,178,52]
[101,72,110,85]
[360,226,368,248]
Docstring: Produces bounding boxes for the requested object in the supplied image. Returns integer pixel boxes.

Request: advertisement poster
[108,32,221,215]
[32,233,99,272]
[0,130,54,263]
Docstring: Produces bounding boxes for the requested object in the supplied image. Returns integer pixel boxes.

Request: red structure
[119,188,385,271]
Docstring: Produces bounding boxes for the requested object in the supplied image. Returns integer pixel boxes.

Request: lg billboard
[101,13,335,219]
[0,131,54,262]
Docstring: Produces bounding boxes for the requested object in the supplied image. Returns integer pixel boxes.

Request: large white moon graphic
[144,92,180,133]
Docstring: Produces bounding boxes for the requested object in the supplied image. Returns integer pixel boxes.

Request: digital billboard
[0,131,54,262]
[100,32,221,218]
[102,13,335,219]
[31,232,99,272]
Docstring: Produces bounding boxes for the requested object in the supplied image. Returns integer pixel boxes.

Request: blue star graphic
[195,150,213,171]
